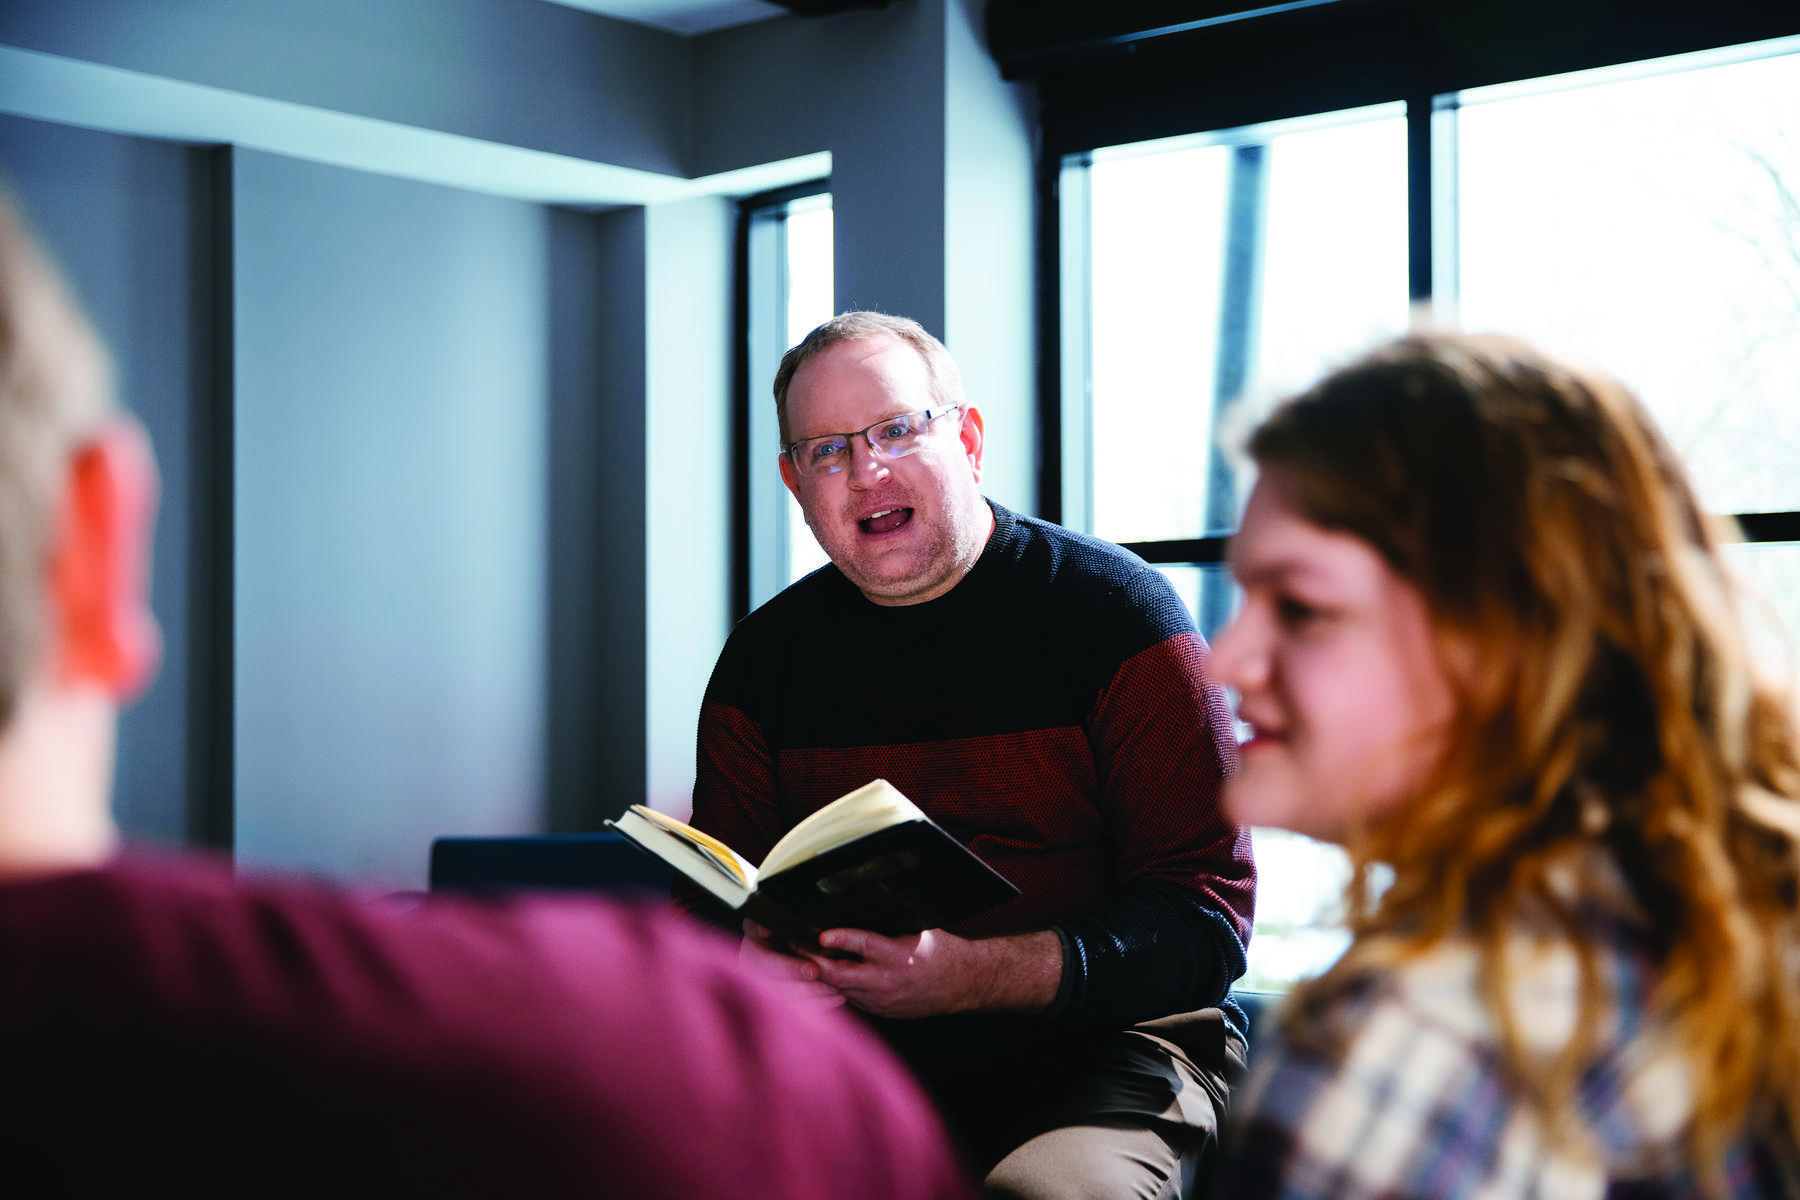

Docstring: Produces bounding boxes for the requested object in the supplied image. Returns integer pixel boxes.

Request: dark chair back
[429,832,675,897]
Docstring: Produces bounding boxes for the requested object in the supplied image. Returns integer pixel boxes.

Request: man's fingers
[818,927,871,959]
[813,955,867,990]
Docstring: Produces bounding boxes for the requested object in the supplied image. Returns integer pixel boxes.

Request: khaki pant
[971,1010,1247,1200]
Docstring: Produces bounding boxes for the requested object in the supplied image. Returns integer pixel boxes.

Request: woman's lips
[1237,722,1287,752]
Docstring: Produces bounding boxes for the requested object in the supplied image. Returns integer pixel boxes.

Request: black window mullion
[1036,149,1067,527]
[1406,90,1434,304]
[1203,143,1270,630]
[1734,513,1800,543]
[1121,536,1231,566]
[1121,513,1800,575]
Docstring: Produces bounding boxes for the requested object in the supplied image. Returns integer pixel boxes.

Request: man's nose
[844,434,891,487]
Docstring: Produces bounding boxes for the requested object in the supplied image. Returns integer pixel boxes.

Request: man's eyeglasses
[783,406,962,478]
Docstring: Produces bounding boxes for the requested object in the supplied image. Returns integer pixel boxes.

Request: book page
[627,806,760,888]
[761,779,926,877]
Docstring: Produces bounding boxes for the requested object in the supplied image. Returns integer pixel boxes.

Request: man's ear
[959,405,986,483]
[48,418,161,701]
[778,451,802,503]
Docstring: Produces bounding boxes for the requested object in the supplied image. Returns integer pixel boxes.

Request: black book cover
[749,818,1019,939]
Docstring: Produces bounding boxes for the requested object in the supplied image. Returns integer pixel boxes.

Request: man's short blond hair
[771,312,966,447]
[0,192,118,728]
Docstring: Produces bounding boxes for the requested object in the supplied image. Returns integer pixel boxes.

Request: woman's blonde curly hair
[1254,332,1800,1182]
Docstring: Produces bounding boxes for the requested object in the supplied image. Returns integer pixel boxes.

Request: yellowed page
[630,805,759,888]
[760,779,925,877]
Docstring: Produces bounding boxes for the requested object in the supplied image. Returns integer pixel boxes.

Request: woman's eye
[1275,596,1319,627]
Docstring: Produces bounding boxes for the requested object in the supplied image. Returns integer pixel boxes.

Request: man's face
[779,337,991,606]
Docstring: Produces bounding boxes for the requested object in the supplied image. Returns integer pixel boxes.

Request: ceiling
[540,0,790,36]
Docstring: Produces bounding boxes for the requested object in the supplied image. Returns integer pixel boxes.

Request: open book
[607,779,1018,953]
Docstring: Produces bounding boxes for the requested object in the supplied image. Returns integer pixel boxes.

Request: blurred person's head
[1213,331,1800,1168]
[0,192,160,872]
[774,313,989,606]
[1215,466,1456,843]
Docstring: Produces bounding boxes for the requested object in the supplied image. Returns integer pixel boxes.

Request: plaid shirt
[1222,859,1798,1199]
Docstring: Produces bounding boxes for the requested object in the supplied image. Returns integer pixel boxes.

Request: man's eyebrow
[794,409,918,440]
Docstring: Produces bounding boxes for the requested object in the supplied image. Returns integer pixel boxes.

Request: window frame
[1034,3,1800,569]
[733,179,831,622]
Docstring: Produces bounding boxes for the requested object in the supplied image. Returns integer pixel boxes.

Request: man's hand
[799,928,1063,1020]
[739,920,846,1011]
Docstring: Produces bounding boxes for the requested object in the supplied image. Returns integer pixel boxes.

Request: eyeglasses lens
[801,437,850,474]
[792,409,949,477]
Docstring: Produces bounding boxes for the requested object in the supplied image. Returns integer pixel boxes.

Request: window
[743,188,834,613]
[1065,103,1411,638]
[1058,30,1800,991]
[1444,37,1800,747]
[1447,40,1800,516]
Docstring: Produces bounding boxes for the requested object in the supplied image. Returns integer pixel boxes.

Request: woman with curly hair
[1213,333,1800,1198]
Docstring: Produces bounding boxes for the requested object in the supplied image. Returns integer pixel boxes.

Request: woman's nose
[1210,605,1265,693]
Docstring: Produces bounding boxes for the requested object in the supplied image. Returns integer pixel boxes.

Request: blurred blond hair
[0,191,118,728]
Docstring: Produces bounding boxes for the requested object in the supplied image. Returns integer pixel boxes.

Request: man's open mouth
[859,507,913,535]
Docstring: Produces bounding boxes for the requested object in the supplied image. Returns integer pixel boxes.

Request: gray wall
[230,151,556,885]
[693,5,949,329]
[645,196,734,817]
[693,0,1037,512]
[942,0,1037,511]
[0,0,690,174]
[545,207,647,835]
[3,122,652,886]
[0,0,1042,883]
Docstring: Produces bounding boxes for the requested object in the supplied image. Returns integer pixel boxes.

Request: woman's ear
[48,418,161,701]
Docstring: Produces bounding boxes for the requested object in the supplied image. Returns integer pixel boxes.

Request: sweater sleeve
[673,641,787,937]
[1046,578,1256,1027]
[1048,881,1246,1025]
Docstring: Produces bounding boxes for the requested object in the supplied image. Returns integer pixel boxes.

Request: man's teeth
[859,507,911,534]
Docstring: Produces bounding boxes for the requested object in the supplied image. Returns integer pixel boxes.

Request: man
[677,312,1257,1198]
[0,197,975,1198]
